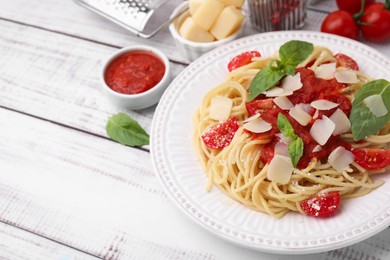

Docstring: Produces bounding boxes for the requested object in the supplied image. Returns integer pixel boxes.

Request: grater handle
[137,5,188,38]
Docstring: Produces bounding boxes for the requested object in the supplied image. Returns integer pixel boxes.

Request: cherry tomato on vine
[321,10,359,39]
[336,0,376,15]
[352,149,390,170]
[360,3,390,42]
[334,53,359,70]
[228,51,261,72]
[300,191,341,217]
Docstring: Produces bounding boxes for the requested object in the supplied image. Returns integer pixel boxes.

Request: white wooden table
[0,0,389,259]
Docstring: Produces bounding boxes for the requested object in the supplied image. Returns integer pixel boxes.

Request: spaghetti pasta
[193,42,390,218]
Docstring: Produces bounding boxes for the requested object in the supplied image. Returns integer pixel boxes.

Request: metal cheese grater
[74,0,187,38]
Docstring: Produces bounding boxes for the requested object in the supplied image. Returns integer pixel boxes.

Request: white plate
[150,31,390,254]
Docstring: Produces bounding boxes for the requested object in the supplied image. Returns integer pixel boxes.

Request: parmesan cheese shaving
[329,108,351,135]
[281,72,302,91]
[289,105,312,126]
[335,70,359,84]
[328,147,354,172]
[312,145,322,153]
[274,96,294,110]
[363,94,388,117]
[265,87,284,97]
[243,113,260,123]
[243,118,272,133]
[209,95,233,121]
[267,155,294,185]
[274,142,289,157]
[310,116,335,145]
[311,100,339,110]
[315,62,336,80]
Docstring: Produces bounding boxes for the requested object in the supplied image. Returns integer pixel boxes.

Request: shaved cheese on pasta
[364,94,388,117]
[313,145,322,152]
[328,147,354,172]
[329,108,351,135]
[281,72,302,91]
[311,100,339,110]
[243,118,272,133]
[315,62,336,80]
[310,116,335,145]
[209,95,233,121]
[267,155,294,185]
[275,142,289,157]
[265,87,284,97]
[335,70,359,84]
[276,133,293,144]
[313,109,319,119]
[289,105,312,126]
[274,96,294,110]
[243,113,260,123]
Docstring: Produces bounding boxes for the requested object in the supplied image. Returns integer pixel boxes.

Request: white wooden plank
[0,222,97,260]
[0,107,389,259]
[0,0,189,63]
[0,0,388,64]
[0,19,184,138]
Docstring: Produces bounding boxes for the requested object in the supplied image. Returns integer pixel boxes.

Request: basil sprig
[106,113,149,146]
[277,113,304,168]
[350,79,390,141]
[248,40,314,101]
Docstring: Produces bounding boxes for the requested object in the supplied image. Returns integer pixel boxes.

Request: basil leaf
[277,113,297,139]
[288,138,304,168]
[277,113,303,167]
[248,67,286,101]
[350,79,390,141]
[279,40,314,67]
[106,113,149,146]
[284,65,296,76]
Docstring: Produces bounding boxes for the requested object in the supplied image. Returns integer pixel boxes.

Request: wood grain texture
[0,222,97,260]
[0,19,184,140]
[0,0,188,63]
[0,108,216,260]
[0,103,389,260]
[0,0,388,64]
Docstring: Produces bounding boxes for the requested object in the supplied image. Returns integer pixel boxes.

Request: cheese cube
[189,0,205,16]
[219,0,245,7]
[179,17,215,43]
[193,0,225,31]
[210,6,244,40]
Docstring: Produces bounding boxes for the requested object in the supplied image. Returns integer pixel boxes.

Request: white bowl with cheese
[169,1,245,62]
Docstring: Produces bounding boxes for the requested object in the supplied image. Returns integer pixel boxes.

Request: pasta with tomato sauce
[193,41,390,218]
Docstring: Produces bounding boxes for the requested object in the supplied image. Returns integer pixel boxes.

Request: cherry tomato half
[334,53,359,70]
[336,0,376,15]
[300,191,341,217]
[228,51,261,72]
[360,3,390,43]
[352,149,390,170]
[201,117,239,149]
[321,10,359,39]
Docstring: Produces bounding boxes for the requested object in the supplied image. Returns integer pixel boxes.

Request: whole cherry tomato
[321,10,359,39]
[336,0,376,15]
[360,2,390,42]
[352,149,390,170]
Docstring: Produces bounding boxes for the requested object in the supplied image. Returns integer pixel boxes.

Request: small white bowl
[100,45,171,110]
[169,2,245,62]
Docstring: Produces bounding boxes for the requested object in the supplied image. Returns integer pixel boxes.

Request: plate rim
[150,31,390,254]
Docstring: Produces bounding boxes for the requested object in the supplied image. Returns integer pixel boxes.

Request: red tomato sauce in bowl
[104,51,166,95]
